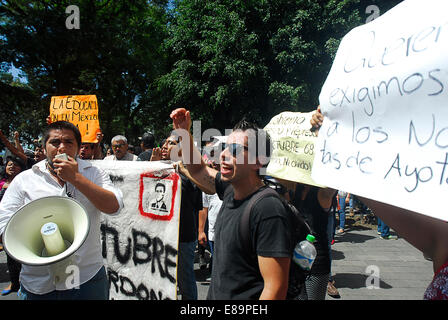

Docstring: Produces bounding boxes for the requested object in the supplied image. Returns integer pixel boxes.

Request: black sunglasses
[223,143,249,157]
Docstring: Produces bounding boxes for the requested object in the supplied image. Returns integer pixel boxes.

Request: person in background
[104,135,137,161]
[197,139,224,275]
[336,190,350,234]
[286,182,336,300]
[137,132,155,161]
[93,129,104,160]
[377,217,398,240]
[79,142,96,160]
[326,194,340,298]
[0,130,35,169]
[0,156,26,296]
[106,147,113,157]
[34,145,46,163]
[151,132,202,300]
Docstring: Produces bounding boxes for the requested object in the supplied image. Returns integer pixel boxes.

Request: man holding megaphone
[0,121,124,300]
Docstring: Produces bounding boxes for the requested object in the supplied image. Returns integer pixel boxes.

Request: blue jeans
[377,218,390,237]
[209,240,214,257]
[338,196,346,229]
[178,241,197,300]
[18,266,109,300]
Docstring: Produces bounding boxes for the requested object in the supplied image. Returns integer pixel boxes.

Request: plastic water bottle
[292,234,317,271]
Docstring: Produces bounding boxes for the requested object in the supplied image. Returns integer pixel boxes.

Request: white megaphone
[2,196,90,286]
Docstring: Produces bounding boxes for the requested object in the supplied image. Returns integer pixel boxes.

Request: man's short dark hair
[140,132,155,149]
[155,182,166,192]
[232,119,272,161]
[43,121,82,149]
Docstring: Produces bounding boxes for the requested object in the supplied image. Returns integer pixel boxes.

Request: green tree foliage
[1,0,403,147]
[0,0,170,146]
[159,0,403,132]
[0,71,41,146]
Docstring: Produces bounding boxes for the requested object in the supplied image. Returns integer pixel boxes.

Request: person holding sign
[151,132,203,300]
[0,121,124,300]
[311,108,448,300]
[170,108,293,300]
[273,176,336,300]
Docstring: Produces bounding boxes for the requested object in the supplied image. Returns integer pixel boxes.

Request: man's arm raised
[170,108,218,194]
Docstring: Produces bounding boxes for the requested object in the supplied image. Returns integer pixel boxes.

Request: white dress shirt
[0,158,123,294]
[202,192,223,242]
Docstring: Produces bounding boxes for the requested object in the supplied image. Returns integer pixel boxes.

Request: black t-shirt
[179,173,203,243]
[137,150,153,161]
[292,186,331,275]
[207,173,293,300]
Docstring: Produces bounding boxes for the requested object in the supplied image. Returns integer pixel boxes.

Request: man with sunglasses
[170,108,294,300]
[104,135,137,161]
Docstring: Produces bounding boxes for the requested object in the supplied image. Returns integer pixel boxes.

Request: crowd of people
[0,106,447,301]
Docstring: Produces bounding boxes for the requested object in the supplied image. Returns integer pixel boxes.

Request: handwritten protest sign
[49,95,100,143]
[264,111,324,187]
[92,160,181,300]
[312,0,448,221]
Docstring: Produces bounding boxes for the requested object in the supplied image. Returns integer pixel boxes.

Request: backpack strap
[239,187,280,256]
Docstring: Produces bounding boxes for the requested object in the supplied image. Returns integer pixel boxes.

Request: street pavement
[0,221,434,301]
[194,223,434,300]
[325,225,433,300]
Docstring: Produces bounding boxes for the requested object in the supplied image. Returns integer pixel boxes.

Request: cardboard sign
[264,111,324,187]
[92,160,181,300]
[312,0,448,221]
[49,95,100,143]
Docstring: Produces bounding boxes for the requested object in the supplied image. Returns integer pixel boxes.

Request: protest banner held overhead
[264,111,324,187]
[49,95,100,143]
[312,0,448,222]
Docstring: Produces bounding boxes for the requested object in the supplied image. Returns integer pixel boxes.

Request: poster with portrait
[92,160,181,300]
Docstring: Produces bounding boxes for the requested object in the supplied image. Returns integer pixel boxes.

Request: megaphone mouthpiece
[41,222,67,257]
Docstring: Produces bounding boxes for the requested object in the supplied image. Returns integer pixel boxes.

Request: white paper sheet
[312,0,448,221]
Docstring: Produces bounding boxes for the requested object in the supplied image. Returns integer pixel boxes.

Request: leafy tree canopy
[1,0,403,150]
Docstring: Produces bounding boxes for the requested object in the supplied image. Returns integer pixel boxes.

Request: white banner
[92,160,181,300]
[312,0,448,221]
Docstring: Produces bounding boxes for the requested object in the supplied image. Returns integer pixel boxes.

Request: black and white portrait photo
[148,182,168,212]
